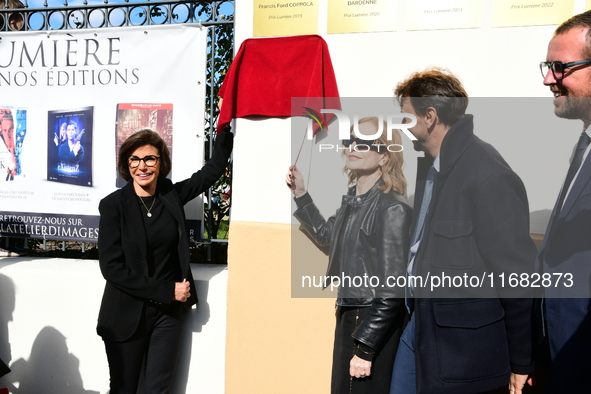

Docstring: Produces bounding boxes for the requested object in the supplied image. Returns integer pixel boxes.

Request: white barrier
[0,257,227,394]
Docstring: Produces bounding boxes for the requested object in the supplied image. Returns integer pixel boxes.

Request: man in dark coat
[538,10,591,392]
[389,68,537,394]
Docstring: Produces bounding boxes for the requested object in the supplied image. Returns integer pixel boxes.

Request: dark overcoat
[411,115,537,393]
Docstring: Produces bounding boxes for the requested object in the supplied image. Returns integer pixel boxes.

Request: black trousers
[104,302,185,394]
[331,306,403,394]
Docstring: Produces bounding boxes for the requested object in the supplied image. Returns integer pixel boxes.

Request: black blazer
[536,131,591,392]
[97,128,233,342]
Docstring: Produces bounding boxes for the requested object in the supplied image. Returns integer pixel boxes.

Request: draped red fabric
[217,35,341,134]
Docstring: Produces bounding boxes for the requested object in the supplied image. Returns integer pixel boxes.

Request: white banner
[0,24,208,241]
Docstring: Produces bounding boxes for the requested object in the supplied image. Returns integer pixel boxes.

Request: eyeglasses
[128,155,160,168]
[342,136,386,151]
[540,59,591,81]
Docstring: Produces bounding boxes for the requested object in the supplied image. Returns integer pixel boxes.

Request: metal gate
[0,0,234,260]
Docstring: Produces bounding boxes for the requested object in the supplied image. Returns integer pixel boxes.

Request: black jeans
[331,306,403,394]
[104,302,185,394]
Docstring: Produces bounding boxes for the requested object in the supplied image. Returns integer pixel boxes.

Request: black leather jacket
[293,181,411,351]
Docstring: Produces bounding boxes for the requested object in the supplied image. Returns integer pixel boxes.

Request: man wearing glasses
[538,10,591,393]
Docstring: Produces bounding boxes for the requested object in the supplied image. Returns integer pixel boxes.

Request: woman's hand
[286,165,306,198]
[508,372,532,394]
[349,355,372,379]
[174,279,191,302]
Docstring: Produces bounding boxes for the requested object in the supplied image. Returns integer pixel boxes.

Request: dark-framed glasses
[342,135,386,151]
[128,155,160,168]
[540,59,591,81]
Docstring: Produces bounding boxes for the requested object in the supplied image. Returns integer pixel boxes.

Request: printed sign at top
[327,0,397,34]
[405,0,481,31]
[254,1,318,37]
[491,0,574,27]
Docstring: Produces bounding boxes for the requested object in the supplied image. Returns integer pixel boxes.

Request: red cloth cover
[217,35,341,133]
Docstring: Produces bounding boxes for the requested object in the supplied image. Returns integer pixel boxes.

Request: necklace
[138,195,156,217]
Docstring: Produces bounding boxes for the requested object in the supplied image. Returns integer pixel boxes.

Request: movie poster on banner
[0,25,207,242]
[115,103,173,188]
[0,107,26,182]
[47,107,94,187]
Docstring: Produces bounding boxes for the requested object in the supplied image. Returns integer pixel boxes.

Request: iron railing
[1,0,233,30]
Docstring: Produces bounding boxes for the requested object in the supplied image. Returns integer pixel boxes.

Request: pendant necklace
[138,195,156,217]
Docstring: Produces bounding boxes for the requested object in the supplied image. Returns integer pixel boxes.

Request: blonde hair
[343,116,407,195]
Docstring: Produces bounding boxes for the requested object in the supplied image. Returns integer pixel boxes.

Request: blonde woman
[287,117,411,394]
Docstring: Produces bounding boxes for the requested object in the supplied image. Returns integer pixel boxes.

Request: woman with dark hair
[97,126,232,393]
[286,117,411,394]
